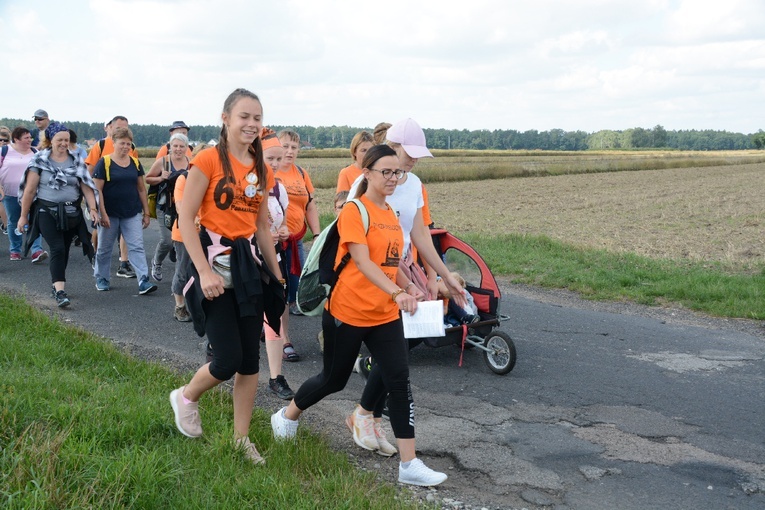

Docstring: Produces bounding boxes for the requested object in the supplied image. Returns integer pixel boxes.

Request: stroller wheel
[483,330,516,375]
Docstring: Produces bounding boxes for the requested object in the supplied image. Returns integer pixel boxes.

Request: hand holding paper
[401,300,446,338]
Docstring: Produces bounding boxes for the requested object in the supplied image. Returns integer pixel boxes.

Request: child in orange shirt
[169,89,284,466]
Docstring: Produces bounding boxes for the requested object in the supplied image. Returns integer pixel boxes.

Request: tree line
[1,117,762,151]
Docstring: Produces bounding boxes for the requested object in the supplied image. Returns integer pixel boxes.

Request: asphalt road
[2,225,764,509]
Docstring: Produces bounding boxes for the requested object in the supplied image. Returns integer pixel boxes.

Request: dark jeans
[204,289,263,381]
[36,208,78,283]
[293,311,415,439]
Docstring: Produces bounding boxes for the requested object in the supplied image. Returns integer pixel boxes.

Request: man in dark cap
[31,109,50,148]
[155,121,193,159]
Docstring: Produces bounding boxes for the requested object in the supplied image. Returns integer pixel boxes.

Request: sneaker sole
[57,299,71,308]
[269,386,295,400]
[139,285,158,295]
[398,474,448,487]
[169,389,201,438]
[95,284,110,291]
[31,253,48,264]
[116,273,135,279]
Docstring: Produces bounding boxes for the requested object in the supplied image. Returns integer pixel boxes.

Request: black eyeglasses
[34,117,46,121]
[370,168,404,180]
[0,138,8,143]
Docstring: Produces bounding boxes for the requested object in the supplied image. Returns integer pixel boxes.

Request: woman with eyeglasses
[0,126,47,262]
[344,120,465,462]
[271,144,449,486]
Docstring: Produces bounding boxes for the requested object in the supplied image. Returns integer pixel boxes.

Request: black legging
[360,337,422,419]
[293,311,415,439]
[36,209,78,283]
[203,289,263,381]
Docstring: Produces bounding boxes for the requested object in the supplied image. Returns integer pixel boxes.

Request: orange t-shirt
[155,144,194,160]
[171,174,186,243]
[336,164,362,194]
[85,137,139,168]
[190,147,275,240]
[276,163,314,234]
[328,195,404,326]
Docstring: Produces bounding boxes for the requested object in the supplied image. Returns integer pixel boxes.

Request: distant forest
[2,118,764,151]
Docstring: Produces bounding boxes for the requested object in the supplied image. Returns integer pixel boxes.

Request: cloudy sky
[2,0,764,133]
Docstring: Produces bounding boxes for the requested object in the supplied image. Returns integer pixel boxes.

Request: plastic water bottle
[14,225,28,236]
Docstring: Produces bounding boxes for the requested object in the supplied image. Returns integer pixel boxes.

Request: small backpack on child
[296,199,369,316]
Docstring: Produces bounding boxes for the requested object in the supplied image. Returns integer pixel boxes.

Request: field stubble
[315,162,765,269]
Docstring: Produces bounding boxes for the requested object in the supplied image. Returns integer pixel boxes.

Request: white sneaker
[271,406,298,440]
[398,458,448,486]
[374,422,397,457]
[350,409,378,451]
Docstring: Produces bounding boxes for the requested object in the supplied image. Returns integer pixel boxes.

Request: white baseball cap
[386,118,433,158]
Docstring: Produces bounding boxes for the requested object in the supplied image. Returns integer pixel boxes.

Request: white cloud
[0,0,764,133]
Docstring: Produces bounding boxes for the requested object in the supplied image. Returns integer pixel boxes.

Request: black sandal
[283,343,300,362]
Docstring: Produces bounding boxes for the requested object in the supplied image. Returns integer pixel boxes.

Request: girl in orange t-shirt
[335,130,373,194]
[275,130,321,315]
[270,145,449,487]
[168,89,283,465]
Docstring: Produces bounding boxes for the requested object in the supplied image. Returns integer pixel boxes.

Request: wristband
[391,288,405,302]
[405,282,414,291]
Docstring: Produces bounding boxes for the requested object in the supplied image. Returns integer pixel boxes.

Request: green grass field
[0,294,423,510]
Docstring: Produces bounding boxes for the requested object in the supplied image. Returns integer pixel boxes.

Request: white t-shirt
[268,181,288,233]
[348,171,424,257]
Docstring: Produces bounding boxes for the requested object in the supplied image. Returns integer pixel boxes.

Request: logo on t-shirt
[214,175,262,212]
[382,238,401,268]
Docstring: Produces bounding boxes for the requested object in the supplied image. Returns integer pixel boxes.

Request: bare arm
[410,208,466,307]
[305,198,321,237]
[17,171,40,232]
[144,157,166,185]
[255,198,282,280]
[179,168,225,299]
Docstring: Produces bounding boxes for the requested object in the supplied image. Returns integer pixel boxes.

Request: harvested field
[315,163,765,268]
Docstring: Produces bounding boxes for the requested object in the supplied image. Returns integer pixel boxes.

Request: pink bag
[399,251,431,300]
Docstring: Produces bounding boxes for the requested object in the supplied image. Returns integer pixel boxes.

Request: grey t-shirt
[36,155,81,208]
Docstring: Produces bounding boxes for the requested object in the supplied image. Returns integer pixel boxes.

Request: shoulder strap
[31,148,38,153]
[104,155,111,181]
[99,138,106,152]
[333,198,369,273]
[296,165,305,179]
[0,145,7,166]
[348,198,369,234]
[131,156,141,172]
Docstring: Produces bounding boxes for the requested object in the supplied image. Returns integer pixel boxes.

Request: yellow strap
[103,155,140,181]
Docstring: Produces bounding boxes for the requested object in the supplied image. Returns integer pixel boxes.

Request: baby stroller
[420,229,516,375]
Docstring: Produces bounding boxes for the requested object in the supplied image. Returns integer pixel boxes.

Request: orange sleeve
[85,142,102,167]
[421,183,433,227]
[155,145,168,160]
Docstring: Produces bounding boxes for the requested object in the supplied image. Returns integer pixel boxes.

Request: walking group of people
[1,90,468,488]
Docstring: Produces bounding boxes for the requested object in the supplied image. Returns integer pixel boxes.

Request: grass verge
[0,294,422,510]
[459,232,765,320]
